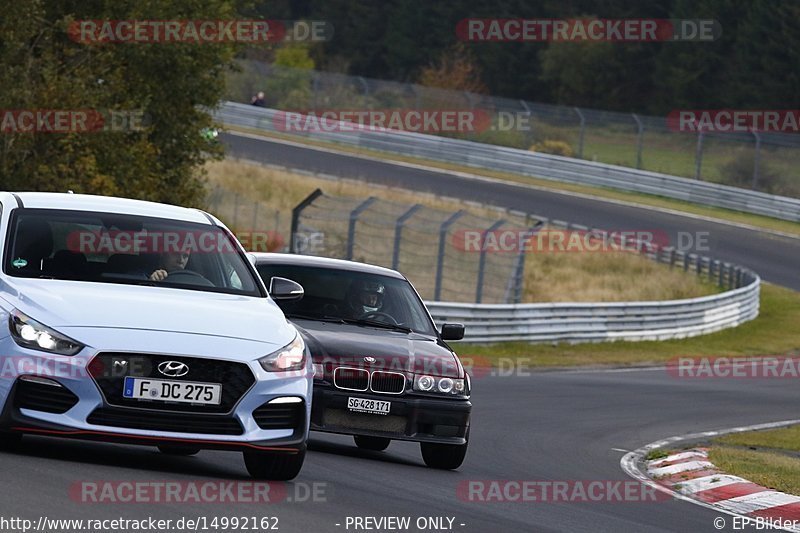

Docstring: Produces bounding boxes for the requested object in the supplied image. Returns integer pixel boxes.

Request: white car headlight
[258,334,306,372]
[9,310,84,356]
[413,374,467,396]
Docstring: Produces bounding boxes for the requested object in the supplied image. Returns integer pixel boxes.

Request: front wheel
[420,436,468,470]
[354,435,390,451]
[243,447,306,480]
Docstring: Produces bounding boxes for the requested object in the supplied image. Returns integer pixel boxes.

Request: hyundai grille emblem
[158,361,189,377]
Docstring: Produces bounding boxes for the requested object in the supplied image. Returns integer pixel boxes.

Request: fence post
[505,223,542,303]
[751,130,762,190]
[476,219,506,303]
[694,131,705,180]
[434,210,465,301]
[392,204,422,270]
[345,197,378,260]
[574,107,585,158]
[290,188,323,253]
[632,113,644,169]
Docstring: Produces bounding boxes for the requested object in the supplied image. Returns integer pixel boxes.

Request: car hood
[0,278,293,347]
[293,319,462,377]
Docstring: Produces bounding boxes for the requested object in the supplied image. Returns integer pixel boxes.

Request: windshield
[256,263,436,336]
[4,208,262,297]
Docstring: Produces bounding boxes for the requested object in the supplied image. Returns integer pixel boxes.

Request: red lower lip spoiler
[10,426,300,453]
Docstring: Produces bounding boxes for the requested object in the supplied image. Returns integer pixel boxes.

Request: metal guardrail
[424,279,759,343]
[216,103,800,222]
[423,234,761,343]
[215,104,763,344]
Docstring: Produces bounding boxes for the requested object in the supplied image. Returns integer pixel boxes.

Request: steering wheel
[358,311,399,325]
[164,269,214,287]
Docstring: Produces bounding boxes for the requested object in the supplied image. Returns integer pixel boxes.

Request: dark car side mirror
[269,276,304,301]
[440,323,465,341]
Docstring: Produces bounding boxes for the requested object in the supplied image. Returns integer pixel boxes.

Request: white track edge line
[621,419,800,532]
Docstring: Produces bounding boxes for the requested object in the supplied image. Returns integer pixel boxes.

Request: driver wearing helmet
[346,279,386,318]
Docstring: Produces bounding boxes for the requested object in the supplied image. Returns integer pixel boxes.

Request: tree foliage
[296,0,800,113]
[0,0,240,206]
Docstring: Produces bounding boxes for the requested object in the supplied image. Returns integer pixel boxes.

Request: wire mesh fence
[288,190,536,303]
[226,61,800,198]
[206,185,535,303]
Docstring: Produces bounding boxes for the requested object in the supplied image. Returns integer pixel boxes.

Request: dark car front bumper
[310,384,471,445]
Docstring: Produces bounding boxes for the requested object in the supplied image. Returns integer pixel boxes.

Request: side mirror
[440,323,465,341]
[269,276,304,301]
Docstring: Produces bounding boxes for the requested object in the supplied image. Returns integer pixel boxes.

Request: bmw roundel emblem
[364,356,377,364]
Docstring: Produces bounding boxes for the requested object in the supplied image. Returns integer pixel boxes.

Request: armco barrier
[424,274,759,343]
[215,103,800,222]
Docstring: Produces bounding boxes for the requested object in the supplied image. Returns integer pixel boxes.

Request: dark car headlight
[258,334,307,372]
[413,374,468,396]
[9,309,84,356]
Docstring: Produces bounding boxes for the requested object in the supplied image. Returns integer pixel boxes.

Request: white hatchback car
[0,192,311,479]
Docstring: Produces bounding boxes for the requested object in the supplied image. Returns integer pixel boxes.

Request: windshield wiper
[284,313,346,323]
[338,318,412,333]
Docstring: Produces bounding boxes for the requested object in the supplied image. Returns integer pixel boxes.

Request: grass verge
[451,283,800,367]
[714,425,800,454]
[707,446,800,496]
[206,159,717,303]
[226,126,800,238]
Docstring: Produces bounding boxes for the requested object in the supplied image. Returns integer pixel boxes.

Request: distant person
[149,250,190,281]
[251,91,266,107]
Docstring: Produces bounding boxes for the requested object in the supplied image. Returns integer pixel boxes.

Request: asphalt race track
[2,133,797,533]
[223,132,800,291]
[1,370,794,532]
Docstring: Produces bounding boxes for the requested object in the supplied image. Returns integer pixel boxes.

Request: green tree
[0,0,240,207]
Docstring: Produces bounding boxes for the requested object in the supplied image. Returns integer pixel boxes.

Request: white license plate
[347,397,391,415]
[123,377,222,405]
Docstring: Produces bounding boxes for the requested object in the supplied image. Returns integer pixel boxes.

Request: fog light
[19,375,62,387]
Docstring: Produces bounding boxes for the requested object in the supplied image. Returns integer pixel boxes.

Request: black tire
[243,447,306,480]
[420,436,469,470]
[158,444,201,456]
[354,435,390,451]
[0,432,21,451]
